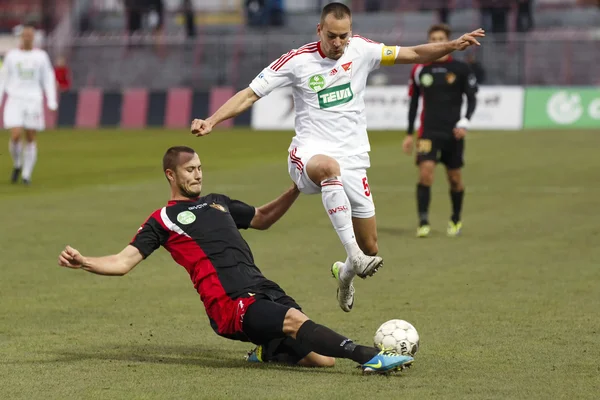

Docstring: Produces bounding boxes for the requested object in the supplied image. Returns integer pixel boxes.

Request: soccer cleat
[361,349,414,374]
[245,345,264,363]
[10,168,21,184]
[331,261,355,312]
[22,178,31,186]
[350,253,383,279]
[416,225,431,238]
[447,221,462,237]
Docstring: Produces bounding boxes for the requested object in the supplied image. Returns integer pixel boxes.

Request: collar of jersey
[317,42,326,58]
[168,197,201,205]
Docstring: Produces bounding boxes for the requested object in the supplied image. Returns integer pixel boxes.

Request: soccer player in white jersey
[190,3,484,312]
[0,23,57,185]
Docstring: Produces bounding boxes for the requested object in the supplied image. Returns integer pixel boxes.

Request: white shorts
[3,97,45,131]
[288,147,375,218]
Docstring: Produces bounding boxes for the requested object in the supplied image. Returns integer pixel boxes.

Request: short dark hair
[320,2,352,24]
[162,146,196,173]
[428,23,451,38]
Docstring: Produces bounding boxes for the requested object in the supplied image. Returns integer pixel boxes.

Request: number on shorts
[417,139,432,154]
[362,177,371,197]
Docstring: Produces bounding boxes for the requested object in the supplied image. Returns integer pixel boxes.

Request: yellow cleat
[447,221,462,237]
[416,225,431,238]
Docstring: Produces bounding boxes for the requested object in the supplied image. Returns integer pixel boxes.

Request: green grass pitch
[1,128,599,399]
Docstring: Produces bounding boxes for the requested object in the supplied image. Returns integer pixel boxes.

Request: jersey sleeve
[407,65,421,135]
[228,199,256,229]
[353,36,401,72]
[213,194,256,229]
[130,211,170,259]
[408,64,422,97]
[249,51,297,98]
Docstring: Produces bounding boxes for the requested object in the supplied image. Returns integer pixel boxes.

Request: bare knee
[298,353,335,368]
[282,308,309,338]
[306,155,341,184]
[418,162,435,186]
[24,130,36,143]
[10,128,23,142]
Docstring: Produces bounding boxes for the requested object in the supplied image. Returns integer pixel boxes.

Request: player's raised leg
[416,159,435,237]
[306,154,383,280]
[353,216,378,256]
[345,164,379,256]
[8,127,24,183]
[21,129,38,185]
[446,168,464,236]
[330,166,380,312]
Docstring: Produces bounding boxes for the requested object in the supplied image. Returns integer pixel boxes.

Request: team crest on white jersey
[308,74,326,92]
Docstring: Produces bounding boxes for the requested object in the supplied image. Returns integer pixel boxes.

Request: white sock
[9,139,23,169]
[321,176,361,259]
[22,141,38,181]
[340,257,356,282]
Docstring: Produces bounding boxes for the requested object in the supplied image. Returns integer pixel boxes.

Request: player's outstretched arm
[58,245,144,276]
[250,184,301,230]
[395,29,485,64]
[42,52,57,111]
[191,87,260,136]
[403,92,420,154]
[0,55,9,104]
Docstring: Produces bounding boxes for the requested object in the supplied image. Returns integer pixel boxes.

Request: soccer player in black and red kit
[403,24,478,238]
[57,146,413,374]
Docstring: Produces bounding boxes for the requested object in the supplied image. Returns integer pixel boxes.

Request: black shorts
[210,283,312,362]
[241,284,313,363]
[415,134,465,169]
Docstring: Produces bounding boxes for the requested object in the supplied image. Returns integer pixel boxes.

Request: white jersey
[250,36,399,157]
[0,48,57,107]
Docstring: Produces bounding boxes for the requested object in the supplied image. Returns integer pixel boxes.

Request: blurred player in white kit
[0,23,57,185]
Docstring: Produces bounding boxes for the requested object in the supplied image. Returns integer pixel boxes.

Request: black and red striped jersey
[130,193,271,305]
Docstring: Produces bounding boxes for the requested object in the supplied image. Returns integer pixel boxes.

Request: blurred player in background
[57,146,414,374]
[403,24,478,238]
[0,23,57,185]
[191,3,484,312]
[53,55,71,92]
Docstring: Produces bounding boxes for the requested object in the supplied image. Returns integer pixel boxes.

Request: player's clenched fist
[453,29,485,51]
[190,119,213,137]
[58,245,85,269]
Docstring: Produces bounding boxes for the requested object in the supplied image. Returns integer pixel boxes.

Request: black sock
[450,189,464,223]
[417,183,431,226]
[263,337,307,365]
[295,320,378,364]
